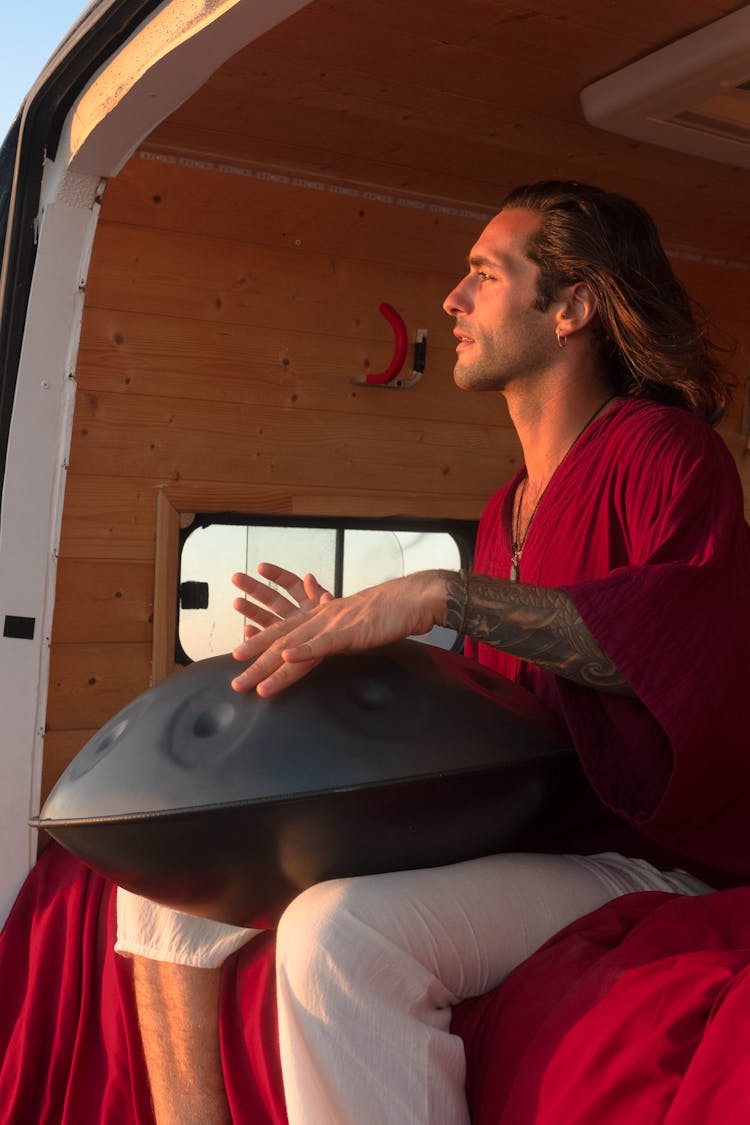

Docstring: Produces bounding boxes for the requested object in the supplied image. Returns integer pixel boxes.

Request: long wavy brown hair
[501,180,732,423]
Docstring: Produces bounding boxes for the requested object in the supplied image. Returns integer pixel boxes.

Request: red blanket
[4,844,750,1124]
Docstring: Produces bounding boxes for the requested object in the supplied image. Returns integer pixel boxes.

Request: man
[119,181,750,1124]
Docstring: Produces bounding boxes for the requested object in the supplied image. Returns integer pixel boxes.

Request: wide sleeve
[558,421,750,880]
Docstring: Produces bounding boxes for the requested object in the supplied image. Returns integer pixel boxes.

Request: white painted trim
[0,0,314,925]
[66,0,313,179]
[0,176,102,924]
[580,6,750,169]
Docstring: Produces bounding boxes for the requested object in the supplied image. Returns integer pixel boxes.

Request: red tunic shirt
[465,398,750,883]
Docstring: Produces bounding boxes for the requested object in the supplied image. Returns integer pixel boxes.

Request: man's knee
[277,876,380,981]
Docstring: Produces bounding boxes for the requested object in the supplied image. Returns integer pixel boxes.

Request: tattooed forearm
[442,570,633,696]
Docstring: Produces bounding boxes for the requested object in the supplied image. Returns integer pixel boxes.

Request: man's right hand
[232,563,333,640]
[230,570,450,697]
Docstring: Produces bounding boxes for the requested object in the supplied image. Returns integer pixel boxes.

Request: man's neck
[505,373,616,488]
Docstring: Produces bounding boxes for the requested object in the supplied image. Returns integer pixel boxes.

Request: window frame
[174,511,478,666]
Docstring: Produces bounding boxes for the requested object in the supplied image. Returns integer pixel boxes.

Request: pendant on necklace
[509,553,520,582]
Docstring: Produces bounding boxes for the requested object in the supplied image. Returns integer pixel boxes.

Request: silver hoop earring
[556,330,567,349]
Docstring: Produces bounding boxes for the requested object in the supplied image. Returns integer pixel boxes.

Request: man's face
[443,209,559,392]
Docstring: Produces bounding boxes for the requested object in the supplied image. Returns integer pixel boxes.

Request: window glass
[179,525,337,661]
[178,519,472,663]
[342,529,461,652]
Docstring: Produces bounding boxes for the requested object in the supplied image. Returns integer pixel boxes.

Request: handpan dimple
[348,676,395,711]
[31,639,583,927]
[166,689,253,770]
[193,702,237,738]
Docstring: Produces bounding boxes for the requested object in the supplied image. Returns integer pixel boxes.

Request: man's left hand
[230,570,448,696]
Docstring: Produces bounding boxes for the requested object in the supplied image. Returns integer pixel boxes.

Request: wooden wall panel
[57,475,161,562]
[75,310,484,426]
[145,0,750,264]
[40,730,97,808]
[46,643,152,731]
[43,151,749,797]
[51,559,154,644]
[67,388,518,495]
[99,158,485,274]
[44,156,510,790]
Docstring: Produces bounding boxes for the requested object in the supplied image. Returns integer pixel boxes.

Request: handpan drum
[33,640,582,927]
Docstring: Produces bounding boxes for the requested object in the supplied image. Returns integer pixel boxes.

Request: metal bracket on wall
[352,303,427,388]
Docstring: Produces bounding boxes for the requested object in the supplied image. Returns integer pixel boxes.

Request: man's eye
[477,271,494,283]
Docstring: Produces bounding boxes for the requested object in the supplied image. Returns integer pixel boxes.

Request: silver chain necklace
[509,395,616,582]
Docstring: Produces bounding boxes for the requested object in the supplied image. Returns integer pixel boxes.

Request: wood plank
[46,643,152,731]
[152,491,180,684]
[66,381,745,514]
[84,220,468,339]
[671,256,750,434]
[140,131,750,263]
[66,387,518,498]
[75,310,494,430]
[485,0,744,34]
[86,202,750,358]
[159,479,495,521]
[739,451,750,523]
[149,99,747,203]
[55,472,510,565]
[171,38,750,208]
[269,2,646,76]
[104,155,487,269]
[97,156,750,303]
[51,558,154,644]
[331,0,739,45]
[202,47,622,159]
[75,291,747,438]
[717,426,750,518]
[40,729,96,807]
[673,257,750,323]
[110,149,750,272]
[127,0,750,262]
[57,474,160,561]
[182,47,609,138]
[251,0,732,106]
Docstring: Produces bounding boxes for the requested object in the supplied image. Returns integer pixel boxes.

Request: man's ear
[555,282,598,336]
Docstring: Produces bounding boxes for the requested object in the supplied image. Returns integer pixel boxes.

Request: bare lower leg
[133,956,232,1125]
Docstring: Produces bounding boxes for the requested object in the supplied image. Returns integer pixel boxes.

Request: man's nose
[442,277,471,317]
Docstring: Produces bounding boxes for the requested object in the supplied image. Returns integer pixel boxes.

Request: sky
[1,2,89,142]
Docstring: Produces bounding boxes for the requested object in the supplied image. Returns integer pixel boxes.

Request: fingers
[257,562,311,604]
[228,563,334,696]
[231,607,309,663]
[230,606,345,694]
[303,572,333,605]
[231,571,299,617]
[232,565,332,621]
[230,572,441,698]
[231,653,322,697]
[233,596,281,630]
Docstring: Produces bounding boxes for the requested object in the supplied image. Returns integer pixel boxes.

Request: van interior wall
[41,152,750,807]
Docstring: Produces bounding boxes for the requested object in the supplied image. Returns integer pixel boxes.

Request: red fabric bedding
[4,844,750,1124]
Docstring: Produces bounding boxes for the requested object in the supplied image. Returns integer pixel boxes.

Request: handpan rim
[30,750,567,829]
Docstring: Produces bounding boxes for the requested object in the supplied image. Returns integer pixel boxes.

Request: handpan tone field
[33,641,580,926]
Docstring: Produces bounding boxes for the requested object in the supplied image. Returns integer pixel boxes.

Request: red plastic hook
[359,302,409,386]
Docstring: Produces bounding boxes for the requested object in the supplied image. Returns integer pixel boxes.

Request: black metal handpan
[33,640,581,927]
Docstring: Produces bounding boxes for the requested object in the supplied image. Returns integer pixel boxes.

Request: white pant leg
[115,887,261,967]
[275,852,710,1125]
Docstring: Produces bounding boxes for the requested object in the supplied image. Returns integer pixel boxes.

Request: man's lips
[453,328,474,351]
